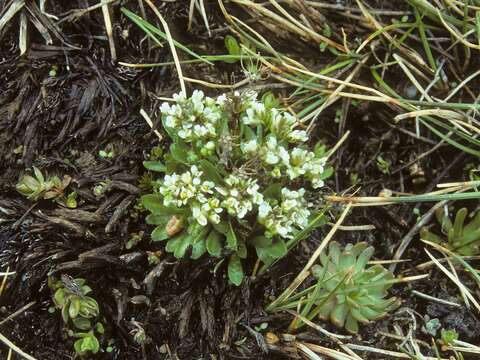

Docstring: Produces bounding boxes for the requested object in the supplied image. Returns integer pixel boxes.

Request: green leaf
[143,161,166,172]
[141,194,184,215]
[191,238,207,259]
[199,160,224,183]
[69,297,81,319]
[74,333,100,355]
[250,236,272,248]
[74,338,84,355]
[95,322,105,334]
[81,285,92,295]
[33,166,45,184]
[330,303,347,328]
[54,289,66,307]
[206,230,223,257]
[151,225,170,241]
[228,255,244,286]
[170,143,190,164]
[263,183,282,199]
[226,222,238,251]
[224,35,240,63]
[165,236,181,253]
[165,233,192,258]
[262,92,280,109]
[174,234,192,258]
[255,246,275,265]
[72,317,92,331]
[212,220,229,235]
[121,7,214,65]
[264,240,288,259]
[314,142,327,157]
[318,166,334,180]
[141,194,164,213]
[237,242,247,259]
[162,117,178,140]
[145,213,170,226]
[62,305,69,323]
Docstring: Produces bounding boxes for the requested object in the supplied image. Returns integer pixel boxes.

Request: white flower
[216,94,227,106]
[258,201,272,218]
[193,124,208,137]
[173,92,186,102]
[192,206,208,226]
[241,139,258,154]
[265,151,279,165]
[160,102,171,113]
[192,198,223,226]
[165,115,176,128]
[261,135,290,166]
[288,130,308,143]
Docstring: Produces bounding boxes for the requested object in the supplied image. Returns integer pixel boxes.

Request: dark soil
[1,1,479,359]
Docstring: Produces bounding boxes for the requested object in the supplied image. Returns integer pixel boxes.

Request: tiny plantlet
[50,275,104,356]
[16,166,71,201]
[289,242,400,334]
[142,90,332,285]
[421,207,480,256]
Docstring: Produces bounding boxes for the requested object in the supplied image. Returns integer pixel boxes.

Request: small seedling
[66,191,78,208]
[50,275,104,356]
[421,207,480,256]
[376,155,391,174]
[93,182,108,197]
[440,329,458,346]
[99,149,114,158]
[125,232,144,250]
[16,166,71,201]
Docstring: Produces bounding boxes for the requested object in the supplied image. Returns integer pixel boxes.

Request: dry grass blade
[345,343,450,359]
[140,108,162,140]
[18,10,27,55]
[0,0,25,33]
[411,289,462,308]
[0,332,37,360]
[230,0,346,51]
[101,3,117,61]
[197,0,211,37]
[304,56,370,130]
[444,339,480,354]
[285,310,352,340]
[298,342,359,360]
[144,0,186,95]
[0,267,13,296]
[424,247,480,313]
[0,302,36,326]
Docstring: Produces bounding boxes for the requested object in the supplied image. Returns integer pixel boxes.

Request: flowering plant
[142,90,331,285]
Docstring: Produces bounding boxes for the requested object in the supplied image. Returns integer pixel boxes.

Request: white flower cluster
[156,90,329,237]
[237,96,327,188]
[159,165,223,226]
[216,174,264,219]
[242,102,308,143]
[159,168,310,239]
[258,188,311,239]
[160,90,222,142]
[240,136,327,188]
